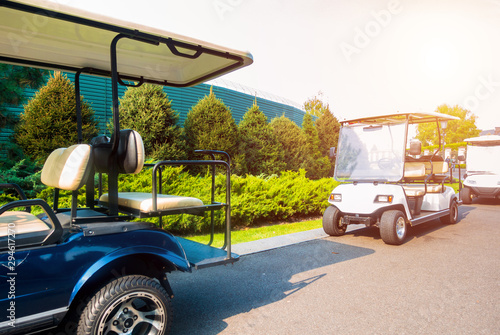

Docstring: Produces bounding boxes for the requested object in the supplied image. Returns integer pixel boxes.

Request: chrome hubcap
[396,217,406,239]
[98,292,165,335]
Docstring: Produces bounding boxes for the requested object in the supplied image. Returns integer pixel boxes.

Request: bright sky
[62,0,500,130]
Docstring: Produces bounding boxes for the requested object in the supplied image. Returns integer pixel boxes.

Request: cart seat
[0,211,50,236]
[1,144,92,237]
[402,184,444,196]
[99,192,203,213]
[96,129,206,216]
[403,162,426,179]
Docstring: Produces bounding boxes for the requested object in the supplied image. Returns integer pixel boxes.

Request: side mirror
[409,140,422,156]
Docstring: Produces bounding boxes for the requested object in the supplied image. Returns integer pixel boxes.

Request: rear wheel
[77,275,172,335]
[379,210,407,245]
[461,187,472,204]
[441,200,459,224]
[322,206,346,236]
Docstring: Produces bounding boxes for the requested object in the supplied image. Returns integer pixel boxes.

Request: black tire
[77,275,172,335]
[461,187,472,204]
[441,200,459,224]
[322,206,346,236]
[379,210,407,245]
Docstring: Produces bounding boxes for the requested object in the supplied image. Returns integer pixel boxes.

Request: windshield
[466,145,500,174]
[334,122,407,182]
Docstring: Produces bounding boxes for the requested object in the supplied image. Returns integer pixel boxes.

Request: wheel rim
[98,291,166,335]
[452,204,458,221]
[395,216,406,239]
[337,216,346,230]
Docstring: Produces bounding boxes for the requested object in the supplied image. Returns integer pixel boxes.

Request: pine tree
[15,72,97,163]
[184,87,239,159]
[300,113,330,179]
[119,84,186,160]
[0,64,47,128]
[315,109,341,175]
[237,102,285,175]
[270,115,304,172]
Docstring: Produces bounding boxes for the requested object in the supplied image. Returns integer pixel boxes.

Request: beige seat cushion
[424,161,449,174]
[0,211,50,237]
[404,162,426,178]
[403,184,443,197]
[402,185,425,197]
[41,144,92,191]
[100,192,204,213]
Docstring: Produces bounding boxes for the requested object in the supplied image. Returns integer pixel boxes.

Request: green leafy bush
[26,166,337,235]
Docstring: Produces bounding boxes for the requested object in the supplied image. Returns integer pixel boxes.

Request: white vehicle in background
[460,135,500,204]
[323,112,462,245]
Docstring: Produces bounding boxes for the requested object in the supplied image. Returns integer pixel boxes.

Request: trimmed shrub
[118,84,186,160]
[270,115,304,172]
[236,103,285,175]
[14,72,98,163]
[183,88,239,159]
[300,113,330,179]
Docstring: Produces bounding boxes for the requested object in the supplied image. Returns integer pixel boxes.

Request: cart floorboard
[176,237,239,269]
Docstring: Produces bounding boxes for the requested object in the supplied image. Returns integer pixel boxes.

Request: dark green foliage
[315,110,340,156]
[315,110,340,175]
[0,64,48,127]
[300,114,330,179]
[24,167,337,234]
[184,88,238,159]
[118,84,186,160]
[14,72,98,163]
[236,103,285,175]
[0,144,43,202]
[270,115,304,172]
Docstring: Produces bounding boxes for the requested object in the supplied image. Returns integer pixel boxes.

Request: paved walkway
[232,224,365,256]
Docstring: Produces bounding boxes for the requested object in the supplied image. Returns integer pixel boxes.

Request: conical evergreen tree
[237,102,285,175]
[184,87,238,159]
[300,113,330,179]
[119,84,186,160]
[270,115,304,172]
[15,72,97,163]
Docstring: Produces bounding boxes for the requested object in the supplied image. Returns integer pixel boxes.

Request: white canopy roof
[0,0,253,86]
[464,135,500,145]
[342,111,460,125]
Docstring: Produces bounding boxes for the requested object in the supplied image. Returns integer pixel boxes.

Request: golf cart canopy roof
[341,111,460,126]
[464,135,500,145]
[0,0,253,86]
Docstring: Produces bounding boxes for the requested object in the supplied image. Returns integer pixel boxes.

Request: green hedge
[10,167,337,235]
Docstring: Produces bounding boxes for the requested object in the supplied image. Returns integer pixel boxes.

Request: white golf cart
[323,112,462,245]
[460,135,500,204]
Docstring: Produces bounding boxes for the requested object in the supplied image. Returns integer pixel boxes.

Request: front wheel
[323,206,346,236]
[441,200,459,224]
[77,275,172,335]
[461,187,472,204]
[379,210,407,245]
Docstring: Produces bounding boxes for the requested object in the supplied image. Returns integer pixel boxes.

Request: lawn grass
[184,217,322,247]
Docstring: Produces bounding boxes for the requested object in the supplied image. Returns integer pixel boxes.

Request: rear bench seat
[96,130,208,218]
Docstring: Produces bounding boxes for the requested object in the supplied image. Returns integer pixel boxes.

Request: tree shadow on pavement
[168,239,374,334]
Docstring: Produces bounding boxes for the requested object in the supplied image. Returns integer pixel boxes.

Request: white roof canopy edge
[0,0,253,86]
[341,111,460,125]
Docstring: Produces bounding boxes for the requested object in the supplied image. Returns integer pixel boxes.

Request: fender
[69,245,191,305]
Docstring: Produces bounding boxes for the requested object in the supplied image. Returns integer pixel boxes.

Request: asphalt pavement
[169,197,500,335]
